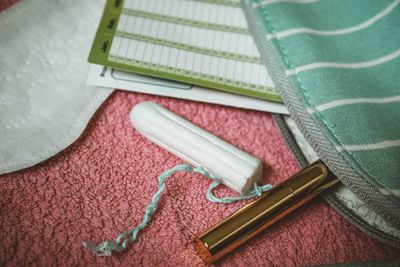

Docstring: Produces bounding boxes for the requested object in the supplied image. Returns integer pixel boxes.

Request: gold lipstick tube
[195,161,340,263]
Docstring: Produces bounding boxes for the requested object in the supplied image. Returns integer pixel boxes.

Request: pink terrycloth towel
[0,0,16,11]
[1,91,399,266]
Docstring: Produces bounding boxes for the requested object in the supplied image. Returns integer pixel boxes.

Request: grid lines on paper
[100,0,278,99]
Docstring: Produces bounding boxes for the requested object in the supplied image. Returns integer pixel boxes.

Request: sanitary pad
[0,0,112,174]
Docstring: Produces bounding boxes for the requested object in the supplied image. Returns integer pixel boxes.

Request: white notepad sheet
[87,64,288,114]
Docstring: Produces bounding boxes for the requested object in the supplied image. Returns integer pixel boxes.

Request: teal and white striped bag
[244,0,400,247]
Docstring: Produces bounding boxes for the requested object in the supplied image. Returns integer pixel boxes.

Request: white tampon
[130,102,262,195]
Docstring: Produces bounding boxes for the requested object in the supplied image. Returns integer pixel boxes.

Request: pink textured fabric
[0,0,17,11]
[1,91,399,266]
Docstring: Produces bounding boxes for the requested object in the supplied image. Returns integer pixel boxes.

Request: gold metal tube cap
[195,161,339,263]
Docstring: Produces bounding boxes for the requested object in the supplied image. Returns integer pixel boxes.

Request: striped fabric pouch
[244,0,400,247]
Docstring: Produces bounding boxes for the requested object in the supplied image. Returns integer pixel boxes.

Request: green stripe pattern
[247,0,400,200]
[121,8,249,34]
[113,31,260,63]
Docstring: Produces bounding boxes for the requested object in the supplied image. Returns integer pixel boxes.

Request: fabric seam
[261,4,396,198]
[273,114,400,248]
[243,0,400,228]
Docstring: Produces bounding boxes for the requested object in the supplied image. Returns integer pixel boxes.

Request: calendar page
[88,0,281,102]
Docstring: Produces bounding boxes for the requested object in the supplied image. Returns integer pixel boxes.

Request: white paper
[87,64,289,114]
